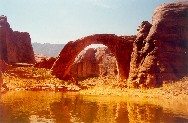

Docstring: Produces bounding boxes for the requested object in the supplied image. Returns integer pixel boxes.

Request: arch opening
[84,44,107,50]
[51,34,135,81]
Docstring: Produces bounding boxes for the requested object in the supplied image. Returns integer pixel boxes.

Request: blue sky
[1,0,177,44]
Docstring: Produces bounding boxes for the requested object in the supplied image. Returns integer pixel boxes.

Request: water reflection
[0,91,187,123]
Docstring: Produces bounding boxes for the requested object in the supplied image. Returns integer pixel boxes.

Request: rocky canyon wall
[35,47,119,80]
[128,2,188,88]
[0,15,35,64]
[70,47,119,80]
[51,34,136,80]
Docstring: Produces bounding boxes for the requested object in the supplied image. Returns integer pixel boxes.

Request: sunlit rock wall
[0,15,35,64]
[128,2,188,87]
[70,47,119,80]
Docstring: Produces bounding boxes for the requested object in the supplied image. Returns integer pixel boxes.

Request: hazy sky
[1,0,177,44]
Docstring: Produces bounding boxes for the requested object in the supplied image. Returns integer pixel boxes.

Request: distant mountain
[32,42,65,57]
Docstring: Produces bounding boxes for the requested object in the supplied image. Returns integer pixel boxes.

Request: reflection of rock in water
[115,103,129,122]
[0,91,188,122]
[94,103,116,123]
[50,93,99,123]
[127,103,158,123]
[126,102,183,123]
[50,101,71,123]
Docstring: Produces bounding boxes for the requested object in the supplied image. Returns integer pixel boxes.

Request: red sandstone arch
[51,34,136,80]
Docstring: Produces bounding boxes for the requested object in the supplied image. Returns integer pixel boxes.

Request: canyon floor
[2,65,188,99]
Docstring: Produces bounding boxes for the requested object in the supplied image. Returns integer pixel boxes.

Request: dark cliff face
[0,16,9,62]
[128,2,188,88]
[0,15,35,64]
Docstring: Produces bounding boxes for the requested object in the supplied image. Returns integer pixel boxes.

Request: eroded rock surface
[0,60,10,72]
[34,57,56,69]
[128,2,188,87]
[0,15,35,64]
[34,47,118,80]
[70,47,118,80]
[51,34,136,80]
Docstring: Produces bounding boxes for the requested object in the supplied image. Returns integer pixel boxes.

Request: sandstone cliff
[70,47,118,80]
[128,2,188,88]
[0,15,35,64]
[35,47,119,80]
[51,34,136,80]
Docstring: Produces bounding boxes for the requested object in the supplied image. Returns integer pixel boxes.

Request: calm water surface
[0,91,188,123]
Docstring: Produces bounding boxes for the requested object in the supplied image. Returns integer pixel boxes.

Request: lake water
[0,91,188,123]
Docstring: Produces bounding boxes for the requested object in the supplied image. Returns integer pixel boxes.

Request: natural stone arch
[51,34,136,80]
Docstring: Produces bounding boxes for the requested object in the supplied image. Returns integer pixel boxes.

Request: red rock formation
[0,60,10,72]
[34,47,118,80]
[51,34,136,80]
[128,2,188,88]
[34,57,56,69]
[34,54,50,63]
[95,47,118,78]
[52,2,187,88]
[70,47,118,80]
[70,48,98,79]
[0,15,35,64]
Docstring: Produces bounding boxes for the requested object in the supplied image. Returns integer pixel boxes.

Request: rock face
[128,2,188,87]
[0,15,35,64]
[51,34,136,80]
[70,47,118,80]
[95,47,118,78]
[70,48,98,79]
[34,47,118,80]
[0,60,10,72]
[34,57,56,69]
